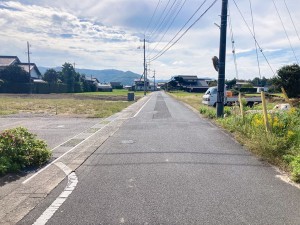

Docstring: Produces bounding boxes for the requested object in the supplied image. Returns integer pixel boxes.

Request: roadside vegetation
[169,63,300,182]
[0,127,51,175]
[171,90,300,182]
[0,95,132,118]
[217,107,300,182]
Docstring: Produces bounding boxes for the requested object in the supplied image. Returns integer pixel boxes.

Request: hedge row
[239,87,257,93]
[0,82,68,94]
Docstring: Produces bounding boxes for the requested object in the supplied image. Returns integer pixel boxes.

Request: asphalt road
[19,91,300,225]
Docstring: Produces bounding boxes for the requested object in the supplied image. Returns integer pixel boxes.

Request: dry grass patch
[168,91,204,110]
[0,96,132,118]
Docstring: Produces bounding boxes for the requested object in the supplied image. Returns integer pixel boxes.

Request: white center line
[32,162,78,225]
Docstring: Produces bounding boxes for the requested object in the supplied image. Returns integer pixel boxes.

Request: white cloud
[172,60,185,66]
[0,1,142,71]
[0,0,300,80]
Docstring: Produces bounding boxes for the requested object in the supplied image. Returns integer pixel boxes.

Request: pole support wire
[228,6,239,80]
[232,0,276,76]
[249,0,261,80]
[272,0,299,65]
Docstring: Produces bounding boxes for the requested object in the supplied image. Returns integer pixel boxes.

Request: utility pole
[153,70,156,91]
[27,41,32,94]
[216,0,228,118]
[143,38,146,96]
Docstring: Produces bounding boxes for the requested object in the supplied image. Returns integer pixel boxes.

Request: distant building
[110,82,123,89]
[18,63,42,79]
[156,82,166,90]
[256,86,269,93]
[124,85,134,91]
[169,75,209,92]
[134,79,150,91]
[84,76,100,84]
[0,56,21,69]
[0,56,42,79]
[235,81,252,88]
[97,83,112,92]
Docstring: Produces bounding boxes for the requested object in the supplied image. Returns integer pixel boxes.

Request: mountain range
[38,67,142,85]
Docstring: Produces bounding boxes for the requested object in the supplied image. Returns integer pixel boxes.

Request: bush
[273,64,300,98]
[74,82,83,93]
[33,82,50,94]
[239,87,257,93]
[217,108,300,182]
[199,106,216,118]
[284,155,300,182]
[199,106,232,119]
[0,82,31,93]
[0,127,51,175]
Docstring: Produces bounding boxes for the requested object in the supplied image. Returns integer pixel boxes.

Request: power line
[148,0,187,56]
[149,0,207,59]
[272,0,299,64]
[228,6,239,80]
[283,0,300,42]
[232,0,276,76]
[147,0,171,39]
[149,0,212,62]
[144,0,162,36]
[149,0,182,42]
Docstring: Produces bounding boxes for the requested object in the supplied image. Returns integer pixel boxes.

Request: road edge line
[32,162,78,225]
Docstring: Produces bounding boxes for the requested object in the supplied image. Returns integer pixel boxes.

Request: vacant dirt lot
[0,93,135,101]
[0,93,136,118]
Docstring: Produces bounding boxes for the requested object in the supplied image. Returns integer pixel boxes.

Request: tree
[251,77,261,86]
[251,76,269,87]
[225,78,236,89]
[273,64,300,98]
[43,69,58,83]
[61,63,75,92]
[0,65,29,83]
[261,76,268,87]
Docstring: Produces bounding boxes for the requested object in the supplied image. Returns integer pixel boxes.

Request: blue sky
[0,0,299,80]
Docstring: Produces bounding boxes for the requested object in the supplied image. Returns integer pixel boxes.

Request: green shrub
[284,154,300,182]
[200,106,232,118]
[199,106,216,118]
[217,108,300,182]
[0,127,51,175]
